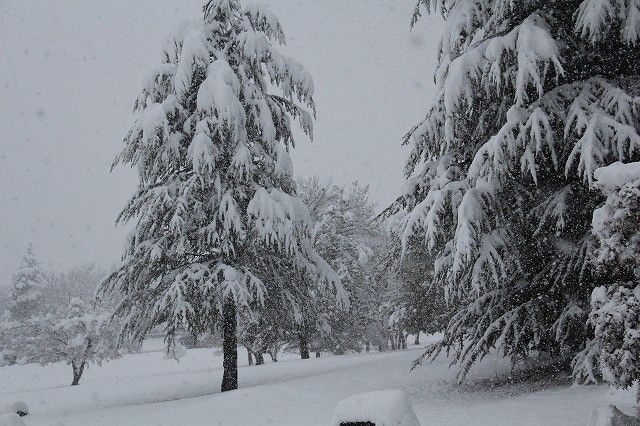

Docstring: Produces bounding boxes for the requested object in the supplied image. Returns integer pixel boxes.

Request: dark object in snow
[588,405,640,426]
[0,402,29,418]
[340,423,375,426]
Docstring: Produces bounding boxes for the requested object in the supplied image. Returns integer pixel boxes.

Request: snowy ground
[0,335,634,425]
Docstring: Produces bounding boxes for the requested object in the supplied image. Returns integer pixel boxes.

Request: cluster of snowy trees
[399,0,640,400]
[92,0,452,393]
[230,178,433,364]
[0,246,122,385]
[99,0,430,393]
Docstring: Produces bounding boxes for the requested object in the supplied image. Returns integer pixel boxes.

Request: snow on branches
[575,162,640,390]
[8,245,44,321]
[101,0,342,375]
[0,298,121,386]
[403,0,640,381]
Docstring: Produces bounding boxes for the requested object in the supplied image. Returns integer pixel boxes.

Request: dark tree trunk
[191,329,199,348]
[71,361,85,386]
[414,334,420,345]
[365,342,370,353]
[270,348,278,362]
[299,334,310,359]
[315,351,320,358]
[221,300,238,392]
[255,352,265,365]
[247,349,253,366]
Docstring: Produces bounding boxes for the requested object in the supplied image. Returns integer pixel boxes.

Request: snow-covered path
[1,339,633,425]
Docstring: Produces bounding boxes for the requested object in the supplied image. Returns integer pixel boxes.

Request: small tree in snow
[8,244,44,320]
[100,0,343,392]
[0,298,121,385]
[239,308,285,364]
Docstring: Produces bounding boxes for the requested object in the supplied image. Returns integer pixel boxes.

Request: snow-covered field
[0,335,634,425]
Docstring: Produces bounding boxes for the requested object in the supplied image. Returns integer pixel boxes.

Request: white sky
[0,0,443,285]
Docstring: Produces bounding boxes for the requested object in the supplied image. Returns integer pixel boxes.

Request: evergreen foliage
[403,0,640,381]
[100,0,343,391]
[8,245,44,321]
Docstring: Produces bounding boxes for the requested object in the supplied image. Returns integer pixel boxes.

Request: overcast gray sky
[0,0,443,285]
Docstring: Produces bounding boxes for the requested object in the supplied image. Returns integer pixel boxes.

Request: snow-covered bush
[100,0,343,392]
[402,0,640,381]
[0,298,120,385]
[574,162,640,410]
[589,285,640,387]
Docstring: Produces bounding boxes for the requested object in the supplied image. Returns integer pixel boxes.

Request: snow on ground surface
[0,335,635,425]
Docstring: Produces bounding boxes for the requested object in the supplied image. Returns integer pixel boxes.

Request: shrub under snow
[331,390,419,426]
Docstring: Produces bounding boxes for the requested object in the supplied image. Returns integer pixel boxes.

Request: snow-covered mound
[0,414,25,426]
[331,390,419,426]
[0,402,28,417]
[594,162,640,192]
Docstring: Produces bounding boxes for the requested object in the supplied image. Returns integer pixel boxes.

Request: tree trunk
[247,349,253,366]
[71,361,85,386]
[255,352,265,365]
[636,382,640,417]
[270,349,278,362]
[299,334,310,359]
[315,351,320,358]
[414,334,420,345]
[365,342,370,353]
[221,300,238,392]
[401,334,407,349]
[191,329,199,348]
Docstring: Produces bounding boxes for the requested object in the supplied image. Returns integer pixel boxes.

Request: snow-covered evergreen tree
[8,244,44,320]
[0,298,121,385]
[100,0,342,392]
[403,0,640,381]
